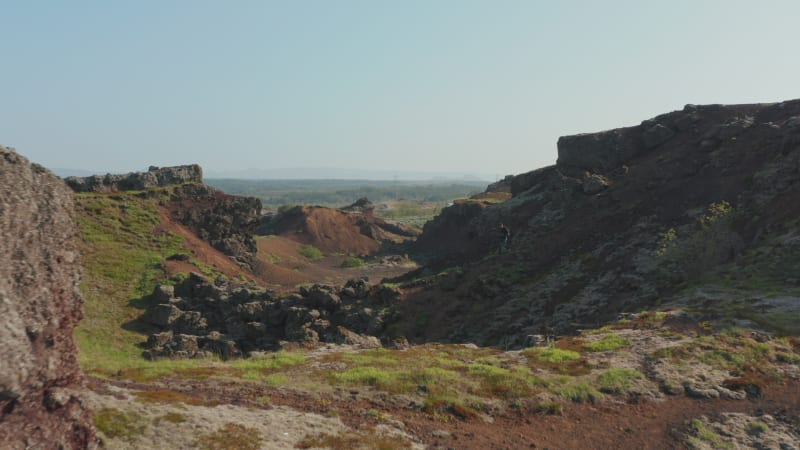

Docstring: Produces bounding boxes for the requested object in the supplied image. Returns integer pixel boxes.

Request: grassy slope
[75,189,194,373]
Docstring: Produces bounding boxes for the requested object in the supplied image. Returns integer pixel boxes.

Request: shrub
[656,228,677,256]
[298,245,324,260]
[340,256,365,268]
[745,421,768,436]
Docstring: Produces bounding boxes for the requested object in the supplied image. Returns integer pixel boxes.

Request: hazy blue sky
[2,1,798,179]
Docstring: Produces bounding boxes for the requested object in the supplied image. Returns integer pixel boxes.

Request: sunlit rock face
[0,145,99,449]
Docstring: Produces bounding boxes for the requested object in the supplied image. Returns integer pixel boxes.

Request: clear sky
[2,1,799,179]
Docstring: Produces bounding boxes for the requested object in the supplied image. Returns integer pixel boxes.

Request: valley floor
[86,363,800,450]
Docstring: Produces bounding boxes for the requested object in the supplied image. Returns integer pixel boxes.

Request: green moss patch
[596,368,643,393]
[93,407,147,440]
[583,334,630,352]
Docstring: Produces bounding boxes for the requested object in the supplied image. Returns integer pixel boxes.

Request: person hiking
[498,223,510,253]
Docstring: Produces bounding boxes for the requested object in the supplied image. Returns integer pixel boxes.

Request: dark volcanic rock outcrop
[65,164,203,192]
[404,99,800,347]
[167,184,262,271]
[0,146,98,449]
[142,273,397,358]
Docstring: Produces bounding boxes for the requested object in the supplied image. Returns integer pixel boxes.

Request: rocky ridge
[405,99,800,347]
[64,164,203,192]
[0,146,98,449]
[67,164,263,273]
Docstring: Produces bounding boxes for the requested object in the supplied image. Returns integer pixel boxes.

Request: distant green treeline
[207,178,489,208]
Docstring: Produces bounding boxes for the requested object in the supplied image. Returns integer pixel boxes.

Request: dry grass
[134,389,219,407]
[295,430,412,450]
[195,423,263,450]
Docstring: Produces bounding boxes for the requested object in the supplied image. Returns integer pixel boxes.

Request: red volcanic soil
[254,235,416,289]
[153,207,416,291]
[154,207,264,283]
[272,206,383,255]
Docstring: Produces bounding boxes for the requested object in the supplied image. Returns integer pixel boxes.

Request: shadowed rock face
[0,146,99,449]
[167,183,263,272]
[404,99,800,347]
[64,164,203,192]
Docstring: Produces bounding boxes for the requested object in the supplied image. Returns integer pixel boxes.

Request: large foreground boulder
[0,146,98,449]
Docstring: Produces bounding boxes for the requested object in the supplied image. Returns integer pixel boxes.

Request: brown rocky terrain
[261,198,420,255]
[403,99,800,346]
[0,146,99,449]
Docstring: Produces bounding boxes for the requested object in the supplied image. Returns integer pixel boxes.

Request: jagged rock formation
[0,146,98,449]
[260,198,420,255]
[404,99,800,347]
[67,163,262,272]
[166,183,262,271]
[65,164,203,192]
[142,273,400,359]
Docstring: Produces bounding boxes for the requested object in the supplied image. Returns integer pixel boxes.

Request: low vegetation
[583,334,630,352]
[525,346,581,363]
[74,190,187,373]
[194,423,263,450]
[340,255,365,268]
[298,244,325,260]
[745,421,769,436]
[93,407,147,440]
[554,382,603,403]
[596,368,643,393]
[296,430,412,450]
[686,418,733,450]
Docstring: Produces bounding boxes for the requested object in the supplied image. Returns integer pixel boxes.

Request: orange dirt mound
[271,206,382,255]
